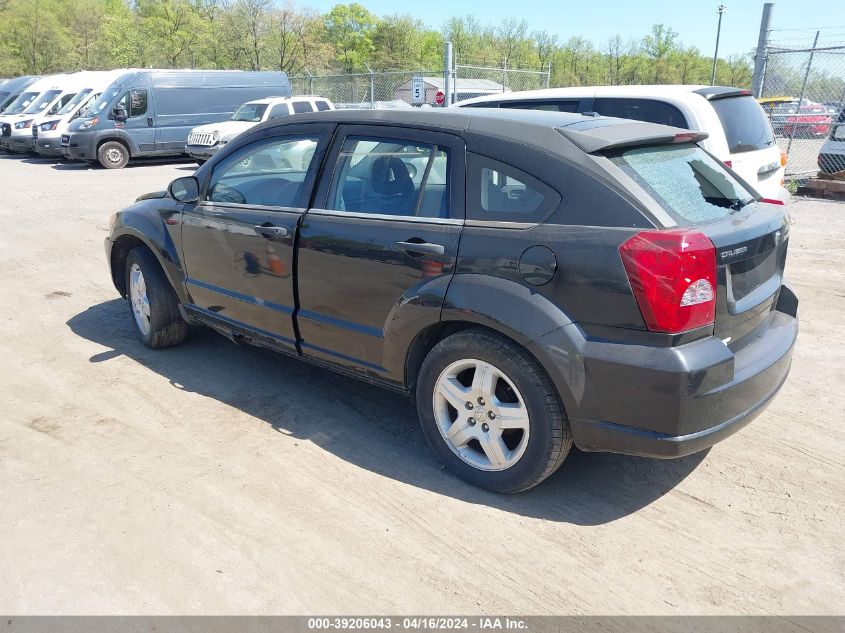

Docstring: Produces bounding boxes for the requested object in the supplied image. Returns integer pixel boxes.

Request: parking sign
[411,77,424,104]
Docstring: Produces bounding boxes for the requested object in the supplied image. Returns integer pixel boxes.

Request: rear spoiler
[558,122,708,154]
[693,86,753,101]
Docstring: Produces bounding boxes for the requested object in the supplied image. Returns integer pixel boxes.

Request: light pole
[711,4,726,85]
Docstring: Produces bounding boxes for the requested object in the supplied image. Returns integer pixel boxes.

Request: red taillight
[723,160,733,168]
[619,230,717,334]
[760,198,785,205]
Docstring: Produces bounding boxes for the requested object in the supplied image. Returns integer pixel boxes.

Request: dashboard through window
[326,136,450,219]
[207,136,320,208]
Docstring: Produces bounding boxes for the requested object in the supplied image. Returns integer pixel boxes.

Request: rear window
[609,144,755,227]
[593,98,688,128]
[710,96,775,154]
[315,100,332,112]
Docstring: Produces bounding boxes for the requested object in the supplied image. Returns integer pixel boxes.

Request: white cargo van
[0,72,100,153]
[33,70,128,157]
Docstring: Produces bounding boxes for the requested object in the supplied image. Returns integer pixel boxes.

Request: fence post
[787,31,820,157]
[544,62,551,89]
[444,41,453,107]
[502,58,507,93]
[751,2,774,97]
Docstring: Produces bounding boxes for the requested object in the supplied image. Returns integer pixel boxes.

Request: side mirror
[168,176,200,203]
[112,107,128,121]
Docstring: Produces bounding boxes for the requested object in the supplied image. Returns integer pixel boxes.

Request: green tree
[324,3,376,72]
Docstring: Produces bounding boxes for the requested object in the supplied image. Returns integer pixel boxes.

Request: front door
[180,124,333,350]
[296,125,465,383]
[114,88,155,152]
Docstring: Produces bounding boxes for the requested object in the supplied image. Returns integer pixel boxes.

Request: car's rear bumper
[529,285,799,459]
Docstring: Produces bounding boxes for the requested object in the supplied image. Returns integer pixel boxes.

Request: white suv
[454,85,788,202]
[186,95,334,163]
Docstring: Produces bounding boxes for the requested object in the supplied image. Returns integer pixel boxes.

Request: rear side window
[467,154,560,223]
[609,144,756,227]
[593,98,688,128]
[710,96,776,153]
[498,100,579,112]
[292,101,312,114]
[315,100,331,112]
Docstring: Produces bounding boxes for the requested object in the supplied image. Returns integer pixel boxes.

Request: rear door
[296,125,465,382]
[704,94,782,197]
[180,123,333,349]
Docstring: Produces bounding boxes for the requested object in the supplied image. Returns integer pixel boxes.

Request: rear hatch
[695,88,782,198]
[607,142,789,346]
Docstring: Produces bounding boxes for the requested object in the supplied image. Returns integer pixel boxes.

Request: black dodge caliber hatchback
[105,109,798,493]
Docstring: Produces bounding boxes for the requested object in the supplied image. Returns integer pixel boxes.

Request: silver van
[62,70,291,169]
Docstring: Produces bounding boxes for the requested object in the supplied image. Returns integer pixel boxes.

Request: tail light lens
[619,230,717,333]
[723,160,733,168]
[780,150,788,167]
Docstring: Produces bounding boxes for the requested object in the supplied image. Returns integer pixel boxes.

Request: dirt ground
[0,155,842,615]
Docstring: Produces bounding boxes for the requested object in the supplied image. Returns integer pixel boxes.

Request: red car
[782,104,833,137]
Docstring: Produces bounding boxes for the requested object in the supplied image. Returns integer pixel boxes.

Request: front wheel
[416,329,572,493]
[125,247,188,348]
[98,141,129,169]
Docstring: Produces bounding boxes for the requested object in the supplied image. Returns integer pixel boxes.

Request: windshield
[232,103,268,122]
[85,85,123,116]
[710,96,775,154]
[6,91,39,114]
[58,88,93,115]
[23,89,62,114]
[609,144,756,226]
[0,91,9,103]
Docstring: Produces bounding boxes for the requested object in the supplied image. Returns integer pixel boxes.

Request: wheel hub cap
[433,358,530,472]
[129,263,151,336]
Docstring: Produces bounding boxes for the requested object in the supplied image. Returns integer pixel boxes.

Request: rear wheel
[125,247,187,348]
[98,141,129,169]
[416,329,572,493]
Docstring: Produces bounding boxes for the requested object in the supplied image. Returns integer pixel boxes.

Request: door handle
[396,240,445,256]
[254,224,288,239]
[147,117,153,127]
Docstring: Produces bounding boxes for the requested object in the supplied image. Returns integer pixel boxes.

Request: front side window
[609,144,756,226]
[23,90,62,114]
[467,154,560,223]
[48,92,76,115]
[593,98,688,129]
[207,136,320,208]
[115,90,147,117]
[315,100,332,112]
[326,136,450,219]
[267,104,290,119]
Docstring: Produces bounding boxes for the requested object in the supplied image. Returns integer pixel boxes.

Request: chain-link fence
[760,43,845,179]
[289,62,550,110]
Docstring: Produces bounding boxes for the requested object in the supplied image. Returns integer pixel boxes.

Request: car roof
[246,95,330,106]
[453,84,752,109]
[255,108,705,154]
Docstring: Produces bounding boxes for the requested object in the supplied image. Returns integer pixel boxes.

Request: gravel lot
[0,154,842,615]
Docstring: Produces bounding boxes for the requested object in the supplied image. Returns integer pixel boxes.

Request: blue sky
[304,0,845,58]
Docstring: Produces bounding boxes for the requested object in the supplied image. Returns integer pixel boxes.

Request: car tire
[416,328,572,493]
[98,141,129,169]
[125,247,188,349]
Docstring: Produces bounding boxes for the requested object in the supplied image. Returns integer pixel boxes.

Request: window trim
[311,124,466,222]
[466,152,561,226]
